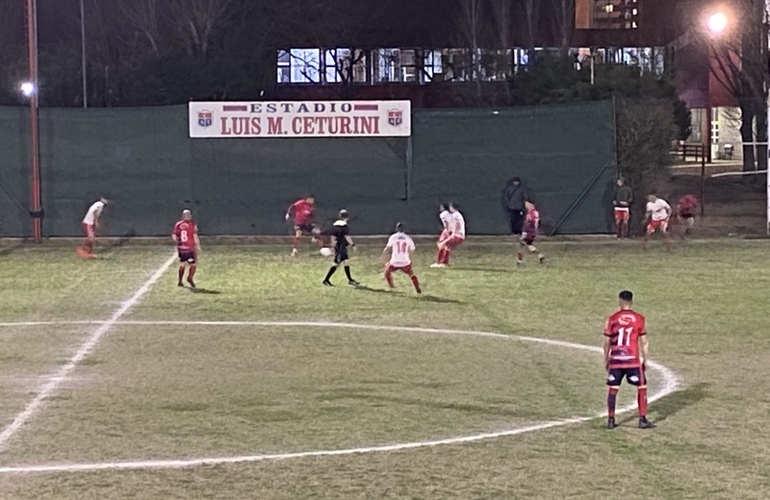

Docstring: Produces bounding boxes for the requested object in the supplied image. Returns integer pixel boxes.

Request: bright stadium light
[705,12,729,37]
[20,81,36,97]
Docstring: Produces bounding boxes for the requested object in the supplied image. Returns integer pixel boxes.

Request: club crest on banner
[198,110,213,128]
[388,109,403,127]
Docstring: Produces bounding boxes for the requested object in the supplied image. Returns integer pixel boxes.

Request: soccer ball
[320,247,334,257]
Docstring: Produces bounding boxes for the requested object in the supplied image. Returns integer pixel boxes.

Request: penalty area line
[0,322,680,475]
[0,254,177,452]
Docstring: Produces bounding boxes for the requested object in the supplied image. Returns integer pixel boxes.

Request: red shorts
[83,223,95,238]
[386,264,413,274]
[445,235,465,248]
[614,207,629,221]
[647,219,668,233]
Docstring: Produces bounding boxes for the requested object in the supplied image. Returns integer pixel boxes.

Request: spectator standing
[613,177,633,239]
[501,177,529,236]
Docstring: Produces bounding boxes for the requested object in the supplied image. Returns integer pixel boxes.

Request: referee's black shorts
[334,248,349,264]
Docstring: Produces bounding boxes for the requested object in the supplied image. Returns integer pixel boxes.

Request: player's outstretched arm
[346,236,355,248]
[603,336,611,368]
[639,335,649,366]
[194,233,201,253]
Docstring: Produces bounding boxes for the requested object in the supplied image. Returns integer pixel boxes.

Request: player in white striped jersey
[432,202,465,268]
[433,204,452,267]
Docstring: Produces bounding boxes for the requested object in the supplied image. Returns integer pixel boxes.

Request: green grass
[0,239,769,499]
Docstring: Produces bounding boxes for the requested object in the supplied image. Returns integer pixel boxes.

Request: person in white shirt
[643,194,672,252]
[432,202,466,268]
[432,204,452,267]
[382,222,421,294]
[77,197,109,258]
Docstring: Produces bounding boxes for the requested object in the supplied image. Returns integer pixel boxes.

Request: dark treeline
[0,0,687,108]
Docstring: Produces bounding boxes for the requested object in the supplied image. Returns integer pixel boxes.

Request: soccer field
[0,240,768,499]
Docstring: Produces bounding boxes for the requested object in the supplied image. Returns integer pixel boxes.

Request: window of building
[289,48,320,83]
[422,50,443,82]
[372,48,401,83]
[277,50,291,83]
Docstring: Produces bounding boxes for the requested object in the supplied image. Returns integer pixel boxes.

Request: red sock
[608,387,619,418]
[410,274,421,293]
[443,248,451,265]
[637,386,648,418]
[178,266,185,282]
[385,269,394,288]
[188,265,197,280]
[436,248,444,264]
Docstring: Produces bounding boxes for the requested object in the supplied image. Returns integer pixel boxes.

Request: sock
[385,269,394,287]
[178,266,185,282]
[538,253,544,259]
[344,266,353,281]
[517,252,524,262]
[608,388,619,418]
[436,248,444,264]
[324,266,337,282]
[292,236,299,250]
[410,274,421,292]
[443,249,451,265]
[188,265,197,280]
[637,386,648,418]
[84,240,93,253]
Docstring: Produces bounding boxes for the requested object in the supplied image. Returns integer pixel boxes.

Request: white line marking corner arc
[0,320,681,475]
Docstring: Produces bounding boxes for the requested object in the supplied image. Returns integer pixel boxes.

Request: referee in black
[322,209,359,287]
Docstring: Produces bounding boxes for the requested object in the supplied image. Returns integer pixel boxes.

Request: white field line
[0,254,176,452]
[0,321,680,475]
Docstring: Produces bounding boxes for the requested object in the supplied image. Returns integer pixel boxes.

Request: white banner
[189,100,411,138]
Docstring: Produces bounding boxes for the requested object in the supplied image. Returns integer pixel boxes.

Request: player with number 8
[172,210,201,288]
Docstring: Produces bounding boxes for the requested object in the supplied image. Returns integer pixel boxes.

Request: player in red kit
[172,210,201,288]
[676,194,698,237]
[285,195,321,256]
[603,290,655,430]
[517,201,544,266]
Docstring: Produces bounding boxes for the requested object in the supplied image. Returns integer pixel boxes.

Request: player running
[382,222,421,294]
[322,209,359,287]
[643,194,672,252]
[517,201,544,266]
[613,177,633,239]
[285,194,321,256]
[675,193,698,237]
[172,210,201,288]
[77,197,109,258]
[432,203,465,268]
[432,204,453,268]
[604,290,655,430]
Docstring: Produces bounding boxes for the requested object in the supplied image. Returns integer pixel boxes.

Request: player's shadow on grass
[619,382,709,426]
[354,285,461,304]
[0,245,21,256]
[454,266,513,274]
[187,287,222,295]
[417,294,462,304]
